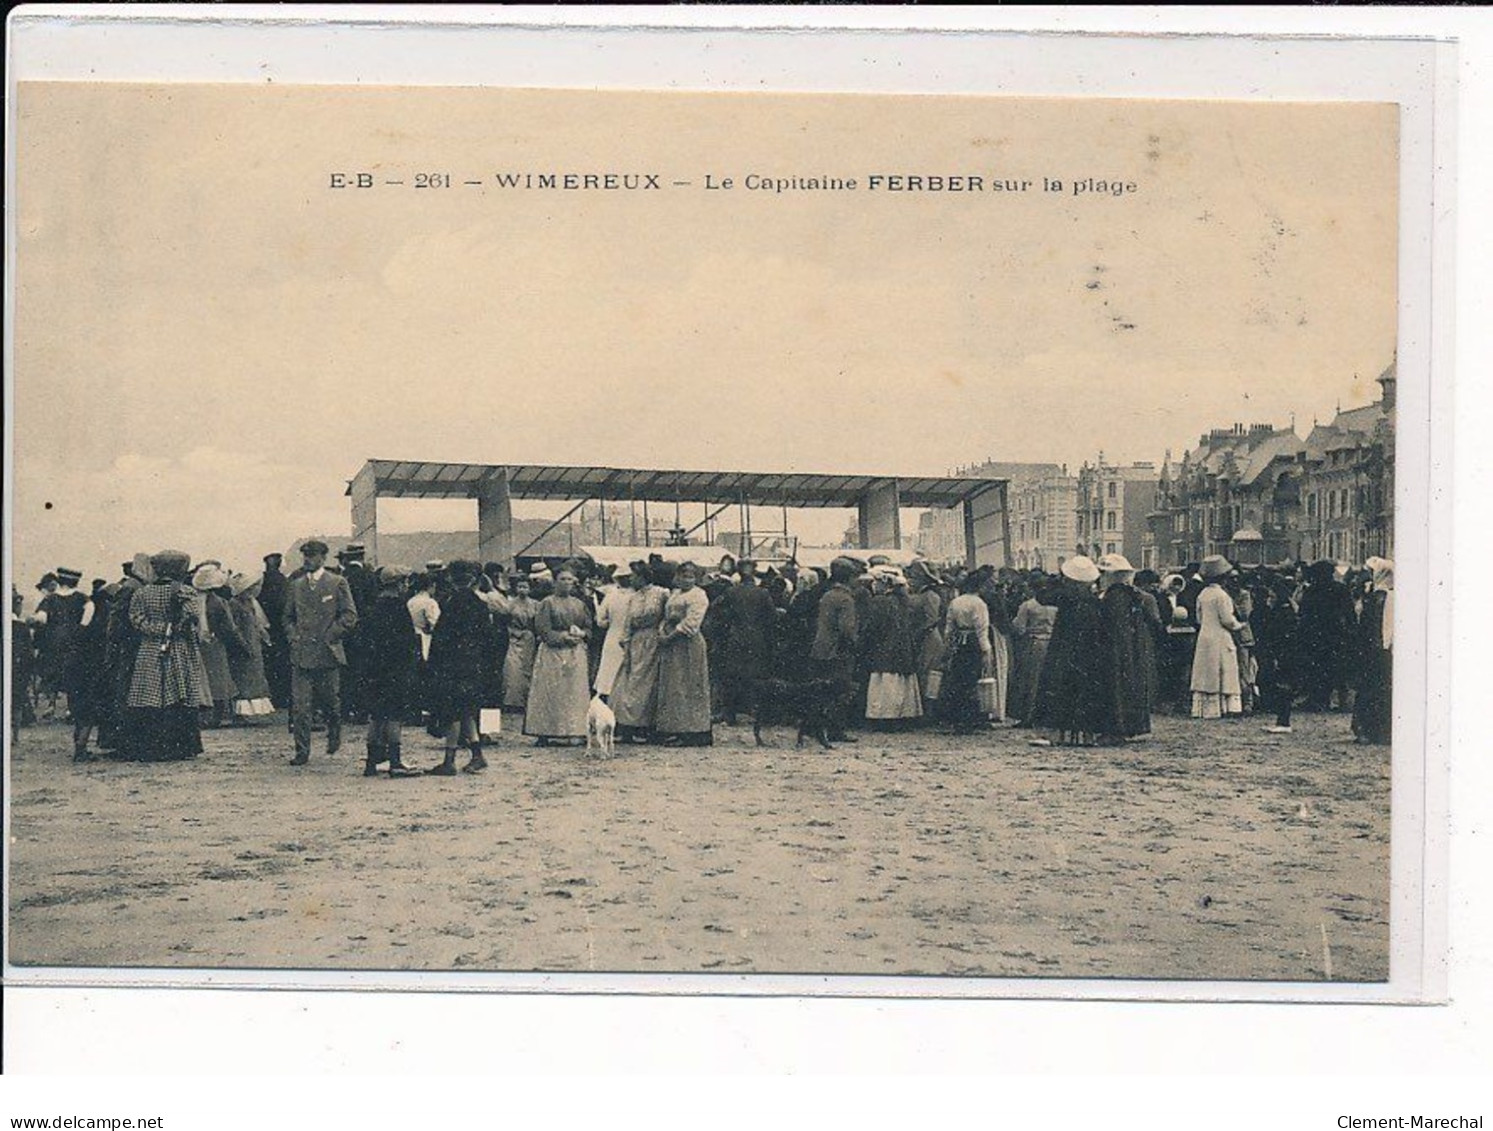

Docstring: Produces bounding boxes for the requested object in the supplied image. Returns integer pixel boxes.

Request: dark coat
[1099,583,1158,738]
[1297,578,1356,689]
[1256,600,1300,685]
[36,590,88,686]
[342,564,380,628]
[1178,577,1205,628]
[426,587,491,716]
[1033,579,1107,735]
[258,568,289,633]
[715,580,778,679]
[64,598,112,722]
[809,584,859,662]
[362,592,423,717]
[786,585,823,672]
[862,592,918,675]
[1351,590,1392,744]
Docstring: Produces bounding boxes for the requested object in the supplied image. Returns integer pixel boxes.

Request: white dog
[586,695,616,759]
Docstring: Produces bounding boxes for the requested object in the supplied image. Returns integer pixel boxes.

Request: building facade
[1008,467,1078,571]
[917,461,1068,564]
[1297,362,1395,563]
[1144,361,1394,569]
[1146,424,1305,568]
[1075,459,1158,566]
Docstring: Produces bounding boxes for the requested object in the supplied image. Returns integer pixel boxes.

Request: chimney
[1378,366,1397,411]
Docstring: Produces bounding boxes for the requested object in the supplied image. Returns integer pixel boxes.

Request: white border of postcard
[1,5,1456,1020]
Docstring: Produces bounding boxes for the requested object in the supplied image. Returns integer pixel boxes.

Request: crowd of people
[10,539,1395,772]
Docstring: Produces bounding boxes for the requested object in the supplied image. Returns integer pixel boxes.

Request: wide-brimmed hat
[1060,556,1100,584]
[130,553,155,584]
[55,568,83,587]
[1199,555,1234,580]
[192,565,229,591]
[1097,553,1134,574]
[377,565,411,587]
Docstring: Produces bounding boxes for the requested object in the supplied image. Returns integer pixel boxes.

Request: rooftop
[349,460,1007,510]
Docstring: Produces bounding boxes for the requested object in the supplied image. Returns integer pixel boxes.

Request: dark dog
[749,678,837,750]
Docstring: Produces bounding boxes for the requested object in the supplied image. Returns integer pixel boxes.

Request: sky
[10,84,1398,591]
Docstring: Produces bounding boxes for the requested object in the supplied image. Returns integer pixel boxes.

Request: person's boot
[426,749,458,776]
[387,742,419,778]
[462,741,488,774]
[326,717,342,757]
[72,725,95,763]
[363,734,385,777]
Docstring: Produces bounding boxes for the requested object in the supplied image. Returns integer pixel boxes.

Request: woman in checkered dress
[124,550,213,761]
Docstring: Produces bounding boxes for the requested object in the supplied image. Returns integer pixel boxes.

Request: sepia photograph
[6,68,1412,990]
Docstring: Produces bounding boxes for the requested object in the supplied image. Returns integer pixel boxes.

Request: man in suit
[284,540,359,766]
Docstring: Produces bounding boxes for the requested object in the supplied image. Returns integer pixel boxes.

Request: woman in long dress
[1160,573,1198,714]
[653,561,713,747]
[1010,579,1058,725]
[523,567,593,746]
[905,561,946,713]
[979,572,1014,722]
[1031,556,1107,746]
[227,573,275,721]
[862,569,923,728]
[426,560,493,774]
[125,550,213,762]
[362,567,423,777]
[592,568,633,700]
[1351,557,1393,745]
[1097,554,1159,741]
[938,572,994,732]
[192,566,245,727]
[610,561,671,743]
[785,567,824,682]
[1190,555,1246,719]
[500,575,540,716]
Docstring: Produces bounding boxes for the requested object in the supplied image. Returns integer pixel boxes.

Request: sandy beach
[7,710,1389,981]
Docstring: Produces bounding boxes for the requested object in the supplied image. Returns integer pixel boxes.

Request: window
[1307,493,1317,519]
[1106,511,1117,531]
[1107,482,1117,500]
[1106,542,1116,554]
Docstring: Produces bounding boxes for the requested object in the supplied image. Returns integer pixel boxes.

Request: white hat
[1097,553,1134,573]
[1060,556,1100,584]
[1199,555,1234,580]
[192,566,229,591]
